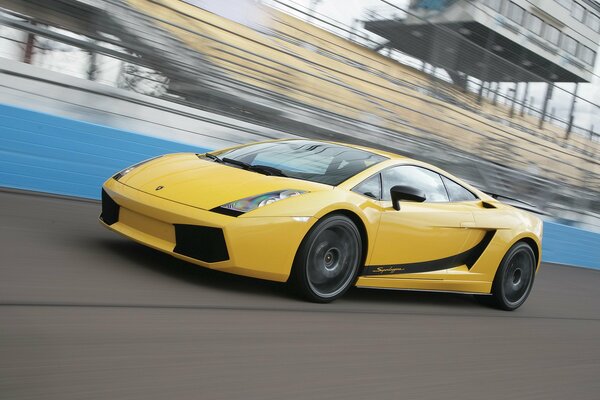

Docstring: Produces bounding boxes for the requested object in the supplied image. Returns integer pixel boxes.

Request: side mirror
[390,185,426,210]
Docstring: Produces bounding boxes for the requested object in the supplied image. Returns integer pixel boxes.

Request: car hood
[118,153,331,210]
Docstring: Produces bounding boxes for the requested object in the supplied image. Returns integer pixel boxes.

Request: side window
[353,174,381,199]
[441,176,477,202]
[382,166,449,202]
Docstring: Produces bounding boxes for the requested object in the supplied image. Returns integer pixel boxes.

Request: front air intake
[100,189,119,225]
[173,224,229,263]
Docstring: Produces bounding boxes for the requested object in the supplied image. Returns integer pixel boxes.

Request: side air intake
[100,189,120,225]
[173,225,229,263]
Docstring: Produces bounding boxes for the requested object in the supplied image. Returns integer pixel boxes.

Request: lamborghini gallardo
[100,139,542,310]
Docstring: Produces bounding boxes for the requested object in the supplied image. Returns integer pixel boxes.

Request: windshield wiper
[222,157,248,168]
[222,157,287,177]
[250,164,288,177]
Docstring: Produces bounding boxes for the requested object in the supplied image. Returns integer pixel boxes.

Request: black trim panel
[210,206,244,217]
[173,224,229,263]
[362,230,496,276]
[100,189,119,225]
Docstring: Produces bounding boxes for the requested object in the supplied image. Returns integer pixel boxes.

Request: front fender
[244,188,382,267]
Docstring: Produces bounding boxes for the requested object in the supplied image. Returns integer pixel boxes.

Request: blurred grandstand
[0,0,599,228]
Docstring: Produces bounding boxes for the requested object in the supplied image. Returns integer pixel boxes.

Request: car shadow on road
[96,237,292,299]
[344,286,480,309]
[96,236,482,310]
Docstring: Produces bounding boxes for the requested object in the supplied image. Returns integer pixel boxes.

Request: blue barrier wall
[1,103,599,269]
[0,104,207,199]
[542,222,600,270]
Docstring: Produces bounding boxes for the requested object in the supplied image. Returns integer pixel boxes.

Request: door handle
[460,221,476,228]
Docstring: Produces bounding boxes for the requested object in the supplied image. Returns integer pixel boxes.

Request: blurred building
[365,0,600,83]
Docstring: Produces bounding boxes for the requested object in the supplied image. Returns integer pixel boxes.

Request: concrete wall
[0,58,292,150]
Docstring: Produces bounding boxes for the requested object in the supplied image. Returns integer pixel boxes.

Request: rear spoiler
[483,191,550,216]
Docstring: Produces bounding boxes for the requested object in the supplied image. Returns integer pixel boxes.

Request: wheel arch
[320,209,369,268]
[288,208,370,283]
[288,208,369,301]
[516,236,541,270]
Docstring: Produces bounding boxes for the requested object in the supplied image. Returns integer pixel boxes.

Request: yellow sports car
[100,139,542,310]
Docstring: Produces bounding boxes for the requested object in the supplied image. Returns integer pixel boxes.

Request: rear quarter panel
[467,204,543,281]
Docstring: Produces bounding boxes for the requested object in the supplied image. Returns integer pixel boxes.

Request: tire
[477,242,536,311]
[291,214,362,303]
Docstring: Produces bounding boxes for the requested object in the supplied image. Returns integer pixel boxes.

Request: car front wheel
[291,214,362,303]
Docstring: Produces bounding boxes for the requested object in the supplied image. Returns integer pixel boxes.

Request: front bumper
[100,179,316,282]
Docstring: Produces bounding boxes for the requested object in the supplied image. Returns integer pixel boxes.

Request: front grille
[174,224,229,263]
[101,189,119,225]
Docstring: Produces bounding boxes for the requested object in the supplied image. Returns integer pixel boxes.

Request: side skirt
[355,276,492,294]
[355,286,493,296]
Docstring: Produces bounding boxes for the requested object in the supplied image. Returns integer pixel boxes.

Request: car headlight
[113,156,162,181]
[220,190,306,213]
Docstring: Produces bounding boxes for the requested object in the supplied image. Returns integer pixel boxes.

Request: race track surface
[1,190,599,400]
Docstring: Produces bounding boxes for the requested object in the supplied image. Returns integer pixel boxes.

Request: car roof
[295,139,490,199]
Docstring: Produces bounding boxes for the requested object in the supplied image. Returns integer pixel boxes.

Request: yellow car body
[100,140,542,304]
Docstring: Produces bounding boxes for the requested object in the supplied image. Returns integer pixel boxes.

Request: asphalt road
[1,190,599,400]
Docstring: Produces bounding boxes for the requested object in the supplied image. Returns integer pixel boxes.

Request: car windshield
[211,140,388,185]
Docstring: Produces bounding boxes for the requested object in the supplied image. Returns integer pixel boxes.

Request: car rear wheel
[291,214,362,303]
[478,242,536,311]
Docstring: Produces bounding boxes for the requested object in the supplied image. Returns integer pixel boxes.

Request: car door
[365,165,478,280]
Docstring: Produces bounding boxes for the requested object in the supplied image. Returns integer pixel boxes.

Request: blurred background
[0,0,598,234]
[2,3,600,399]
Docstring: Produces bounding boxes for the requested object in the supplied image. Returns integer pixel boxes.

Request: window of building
[506,2,526,24]
[572,2,586,22]
[544,24,560,45]
[381,166,449,202]
[587,12,600,32]
[562,35,578,55]
[587,49,596,66]
[485,0,504,13]
[527,14,544,36]
[441,176,478,202]
[556,0,573,9]
[578,45,596,65]
[592,50,598,66]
